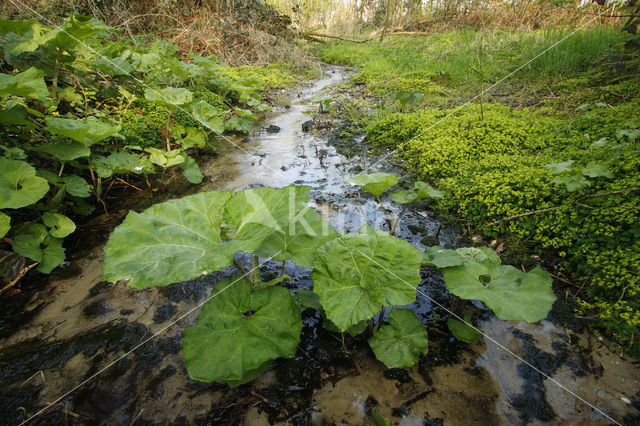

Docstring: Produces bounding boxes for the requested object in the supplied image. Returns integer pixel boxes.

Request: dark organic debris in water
[266,124,281,133]
[383,368,413,384]
[392,389,434,417]
[152,302,178,323]
[83,298,113,318]
[88,280,114,297]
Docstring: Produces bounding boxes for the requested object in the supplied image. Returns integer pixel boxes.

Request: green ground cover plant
[103,180,556,386]
[319,27,640,356]
[0,15,307,279]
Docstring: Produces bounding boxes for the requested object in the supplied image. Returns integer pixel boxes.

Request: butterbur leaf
[348,173,399,197]
[0,101,35,129]
[423,246,463,268]
[390,189,418,205]
[256,207,338,268]
[92,152,154,178]
[294,289,322,311]
[173,125,207,149]
[443,264,555,323]
[190,101,225,133]
[42,212,75,238]
[180,155,203,184]
[103,191,251,288]
[552,175,591,192]
[46,117,120,146]
[0,67,49,100]
[447,315,482,343]
[144,87,193,106]
[455,246,500,265]
[63,176,91,198]
[368,308,428,368]
[145,148,185,167]
[545,161,574,174]
[581,164,613,179]
[313,225,423,331]
[182,277,302,384]
[0,158,49,209]
[12,224,65,273]
[414,181,443,198]
[35,140,90,162]
[223,185,310,252]
[0,212,10,238]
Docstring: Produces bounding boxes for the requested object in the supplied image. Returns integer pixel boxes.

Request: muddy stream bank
[1,65,639,425]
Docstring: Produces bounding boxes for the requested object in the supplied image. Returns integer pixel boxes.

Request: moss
[213,64,297,90]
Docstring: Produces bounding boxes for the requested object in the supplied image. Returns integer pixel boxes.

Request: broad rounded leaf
[256,207,338,268]
[0,67,49,100]
[414,181,443,198]
[46,117,120,146]
[0,158,49,209]
[103,191,247,288]
[447,315,482,343]
[313,225,423,331]
[182,277,302,384]
[92,152,154,178]
[552,174,591,192]
[12,224,65,273]
[545,161,574,174]
[443,264,556,323]
[423,246,463,268]
[190,101,225,133]
[180,154,203,184]
[389,189,418,205]
[35,140,90,162]
[173,125,207,149]
[348,173,398,197]
[223,185,310,252]
[0,212,10,238]
[43,212,76,238]
[144,87,193,106]
[581,164,613,179]
[368,308,428,368]
[455,246,500,265]
[63,175,91,198]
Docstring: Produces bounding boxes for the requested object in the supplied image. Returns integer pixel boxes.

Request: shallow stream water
[1,65,639,425]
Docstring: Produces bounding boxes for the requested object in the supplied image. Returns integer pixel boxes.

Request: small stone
[302,120,313,132]
[266,125,280,133]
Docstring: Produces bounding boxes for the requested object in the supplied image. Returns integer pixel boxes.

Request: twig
[302,32,375,43]
[0,262,39,295]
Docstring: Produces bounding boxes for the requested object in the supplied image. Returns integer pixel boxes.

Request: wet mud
[1,65,639,425]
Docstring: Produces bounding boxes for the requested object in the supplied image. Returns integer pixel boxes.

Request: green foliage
[368,308,428,368]
[182,276,302,385]
[348,172,399,197]
[0,14,303,278]
[103,184,556,386]
[312,225,423,331]
[447,315,482,343]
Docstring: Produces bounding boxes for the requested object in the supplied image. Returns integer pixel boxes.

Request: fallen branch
[0,262,39,295]
[302,32,375,43]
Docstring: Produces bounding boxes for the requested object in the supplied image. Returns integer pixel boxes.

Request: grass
[317,27,628,105]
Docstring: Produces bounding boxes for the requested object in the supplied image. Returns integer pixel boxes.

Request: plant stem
[249,255,262,285]
[375,195,393,231]
[281,260,286,277]
[390,205,408,235]
[233,257,248,277]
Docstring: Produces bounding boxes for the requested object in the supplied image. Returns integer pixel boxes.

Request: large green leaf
[423,246,464,268]
[182,276,302,384]
[256,207,338,268]
[312,225,423,331]
[0,100,36,129]
[368,308,428,368]
[172,125,207,149]
[12,224,65,273]
[581,163,613,179]
[348,173,399,197]
[46,117,120,146]
[0,67,49,100]
[103,191,252,288]
[42,212,76,238]
[0,212,10,238]
[144,87,193,106]
[443,264,555,322]
[545,161,574,174]
[0,158,49,209]
[447,315,482,343]
[38,171,91,198]
[223,185,310,252]
[180,154,203,184]
[92,152,154,178]
[35,140,90,162]
[414,181,443,198]
[552,174,591,192]
[390,181,443,205]
[189,101,225,133]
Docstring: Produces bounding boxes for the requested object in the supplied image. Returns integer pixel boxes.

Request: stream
[0,65,639,425]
